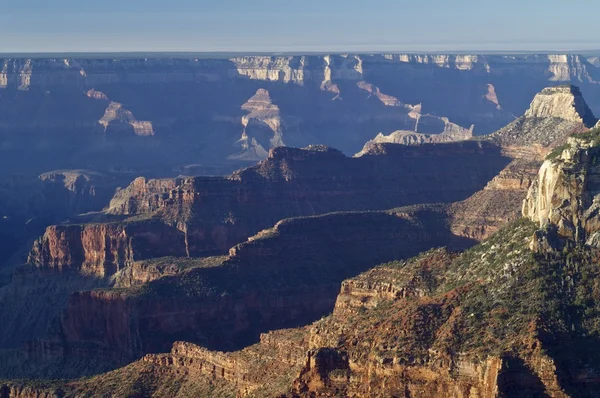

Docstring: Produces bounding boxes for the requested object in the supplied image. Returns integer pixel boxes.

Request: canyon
[12,119,600,397]
[1,53,598,270]
[1,59,600,396]
[0,54,599,176]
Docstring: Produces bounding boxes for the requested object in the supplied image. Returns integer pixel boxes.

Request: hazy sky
[2,0,599,53]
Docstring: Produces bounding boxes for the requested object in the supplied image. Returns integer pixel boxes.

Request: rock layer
[24,209,469,376]
[20,217,600,396]
[1,54,599,174]
[489,85,597,148]
[524,129,600,247]
[30,142,508,276]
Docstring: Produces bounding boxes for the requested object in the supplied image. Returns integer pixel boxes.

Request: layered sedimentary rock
[113,256,226,288]
[488,85,598,148]
[1,54,599,174]
[448,156,542,240]
[523,129,600,248]
[230,89,284,161]
[28,221,189,276]
[446,85,599,241]
[0,169,127,271]
[29,142,508,275]
[26,213,600,397]
[357,123,473,154]
[19,209,469,378]
[524,86,597,125]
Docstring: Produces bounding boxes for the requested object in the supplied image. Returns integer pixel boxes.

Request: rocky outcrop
[26,142,509,274]
[446,86,598,241]
[230,89,284,161]
[96,99,155,137]
[28,221,188,276]
[28,209,466,373]
[489,85,597,147]
[106,176,187,216]
[357,123,473,154]
[524,86,597,126]
[523,130,600,248]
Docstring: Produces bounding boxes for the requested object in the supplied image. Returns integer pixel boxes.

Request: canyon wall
[524,130,600,249]
[23,209,466,377]
[29,142,509,274]
[24,219,585,397]
[0,170,129,272]
[1,54,599,174]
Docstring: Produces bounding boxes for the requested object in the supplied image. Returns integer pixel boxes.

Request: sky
[1,0,599,53]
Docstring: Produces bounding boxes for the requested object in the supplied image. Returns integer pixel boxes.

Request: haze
[2,0,599,53]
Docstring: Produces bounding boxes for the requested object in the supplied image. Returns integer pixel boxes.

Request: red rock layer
[30,142,510,276]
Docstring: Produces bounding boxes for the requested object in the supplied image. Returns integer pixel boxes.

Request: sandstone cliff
[29,142,508,276]
[523,128,600,248]
[442,86,599,241]
[14,208,471,378]
[28,221,188,276]
[22,215,600,396]
[0,169,127,272]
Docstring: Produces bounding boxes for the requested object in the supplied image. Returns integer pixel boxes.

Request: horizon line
[0,49,599,58]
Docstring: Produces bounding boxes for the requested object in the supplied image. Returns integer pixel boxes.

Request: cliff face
[489,85,597,148]
[52,210,464,364]
[524,86,597,126]
[28,221,188,276]
[1,54,599,174]
[444,86,598,241]
[28,141,508,275]
[448,153,544,241]
[33,215,600,397]
[0,169,128,271]
[524,129,600,248]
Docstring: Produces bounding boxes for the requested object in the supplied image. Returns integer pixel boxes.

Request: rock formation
[0,54,598,174]
[88,89,155,136]
[356,122,474,154]
[439,86,599,242]
[230,89,284,161]
[524,86,597,126]
[434,86,597,241]
[28,142,508,275]
[448,155,543,240]
[5,82,600,396]
[15,212,600,396]
[0,170,127,272]
[3,208,472,379]
[488,85,598,148]
[523,128,600,249]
